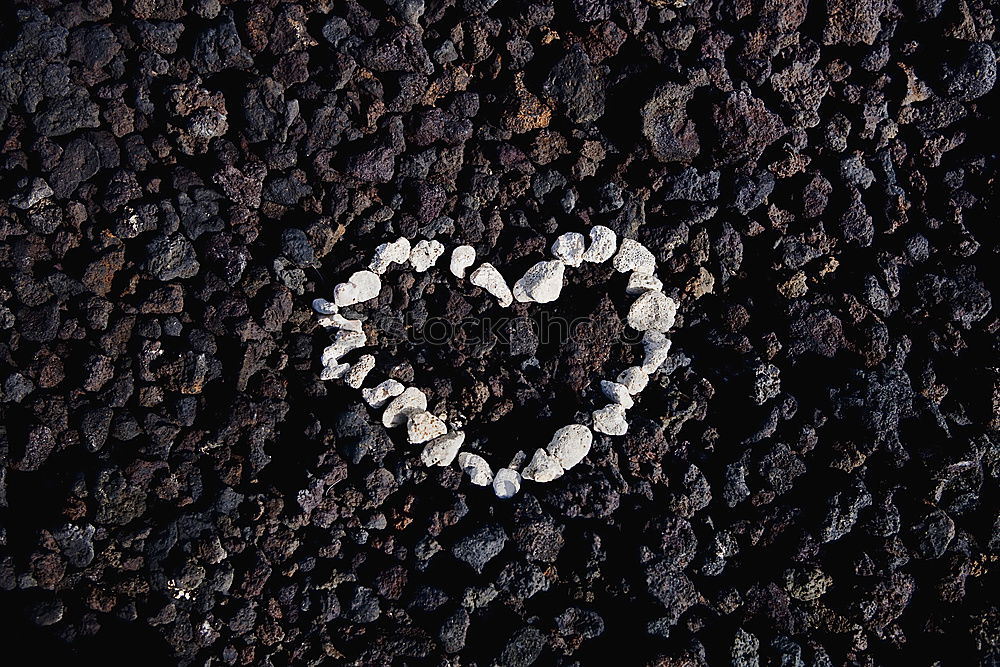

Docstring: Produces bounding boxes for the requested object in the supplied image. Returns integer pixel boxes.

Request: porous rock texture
[0,2,997,665]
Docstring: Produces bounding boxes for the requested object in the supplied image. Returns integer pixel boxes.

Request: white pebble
[521,448,564,482]
[493,468,522,498]
[470,263,513,307]
[546,425,592,470]
[616,367,649,394]
[349,270,381,303]
[333,270,382,307]
[318,313,363,332]
[362,379,405,408]
[582,225,617,263]
[369,238,411,274]
[450,245,476,278]
[458,452,494,486]
[592,403,628,436]
[420,432,465,466]
[321,330,366,366]
[312,298,337,315]
[551,232,585,266]
[406,410,448,444]
[513,260,565,303]
[612,238,656,275]
[626,272,663,295]
[600,380,635,409]
[409,239,445,272]
[628,291,677,332]
[382,387,427,428]
[320,362,350,381]
[641,331,672,374]
[332,281,357,307]
[345,355,375,389]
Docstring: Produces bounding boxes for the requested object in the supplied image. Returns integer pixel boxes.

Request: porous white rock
[582,225,617,263]
[349,270,381,303]
[345,355,375,389]
[627,291,677,332]
[320,362,350,381]
[321,330,367,366]
[521,448,564,482]
[458,452,493,486]
[369,238,411,274]
[420,431,465,466]
[641,331,672,374]
[592,403,628,436]
[493,468,522,498]
[450,245,476,278]
[612,238,656,275]
[382,387,427,428]
[551,232,585,266]
[409,239,445,272]
[470,263,513,307]
[626,272,663,295]
[406,410,448,444]
[513,260,565,303]
[600,380,635,409]
[318,313,363,332]
[546,424,592,470]
[334,270,382,307]
[616,367,649,394]
[362,379,405,408]
[332,282,357,307]
[312,298,338,315]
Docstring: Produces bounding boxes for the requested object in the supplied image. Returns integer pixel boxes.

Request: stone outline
[313,227,677,499]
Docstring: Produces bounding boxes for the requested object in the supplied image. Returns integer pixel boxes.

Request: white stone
[458,452,493,486]
[318,313,363,332]
[551,232,585,266]
[592,403,628,436]
[616,367,649,394]
[521,448,564,482]
[641,331,672,374]
[320,363,350,381]
[627,291,677,332]
[582,225,617,263]
[321,330,366,366]
[334,270,382,307]
[612,238,656,275]
[470,263,513,307]
[493,468,522,498]
[312,298,337,315]
[362,379,405,408]
[409,239,445,272]
[345,355,375,389]
[369,238,411,274]
[348,270,381,303]
[626,272,663,295]
[450,245,476,278]
[406,410,448,444]
[513,260,564,303]
[333,281,358,307]
[600,380,635,409]
[382,387,427,428]
[546,424,592,470]
[420,431,465,466]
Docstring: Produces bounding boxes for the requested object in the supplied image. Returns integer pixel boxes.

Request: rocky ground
[1,0,998,664]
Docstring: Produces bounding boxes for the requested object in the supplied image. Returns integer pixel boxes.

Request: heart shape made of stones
[314,227,678,499]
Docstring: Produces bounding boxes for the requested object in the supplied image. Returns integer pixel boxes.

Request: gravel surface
[1,0,998,664]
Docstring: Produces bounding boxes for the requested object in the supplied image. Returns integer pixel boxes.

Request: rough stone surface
[470,263,514,307]
[513,260,565,304]
[450,245,476,278]
[382,387,428,428]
